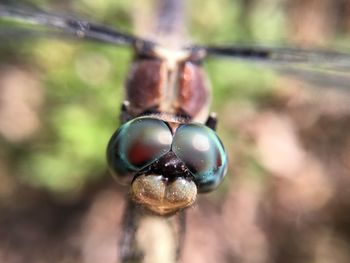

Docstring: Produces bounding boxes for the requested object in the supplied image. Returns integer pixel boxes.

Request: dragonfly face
[104,44,228,215]
[106,114,227,215]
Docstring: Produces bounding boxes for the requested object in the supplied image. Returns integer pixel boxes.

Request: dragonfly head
[107,115,227,215]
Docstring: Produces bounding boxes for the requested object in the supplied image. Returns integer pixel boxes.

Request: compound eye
[107,117,173,182]
[172,124,227,192]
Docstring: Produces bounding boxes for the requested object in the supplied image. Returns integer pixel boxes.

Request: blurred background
[0,0,350,262]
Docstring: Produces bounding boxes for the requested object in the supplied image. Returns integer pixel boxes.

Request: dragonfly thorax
[125,47,212,123]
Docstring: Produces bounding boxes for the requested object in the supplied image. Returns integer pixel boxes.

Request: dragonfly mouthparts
[131,173,197,216]
[130,151,196,215]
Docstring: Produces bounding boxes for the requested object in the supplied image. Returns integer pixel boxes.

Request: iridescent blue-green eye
[172,124,227,192]
[107,117,173,181]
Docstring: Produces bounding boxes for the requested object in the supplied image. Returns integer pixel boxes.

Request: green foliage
[21,43,131,192]
[206,60,276,105]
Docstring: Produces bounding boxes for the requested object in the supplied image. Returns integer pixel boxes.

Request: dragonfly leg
[119,199,143,263]
[120,100,133,124]
[205,112,218,131]
[175,211,186,260]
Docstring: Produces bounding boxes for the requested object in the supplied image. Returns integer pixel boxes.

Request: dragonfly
[1,1,350,262]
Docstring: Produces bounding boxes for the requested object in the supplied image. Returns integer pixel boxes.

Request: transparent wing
[201,45,350,70]
[0,5,154,47]
[197,45,350,90]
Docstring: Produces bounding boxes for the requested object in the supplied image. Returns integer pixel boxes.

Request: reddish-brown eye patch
[107,117,173,177]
